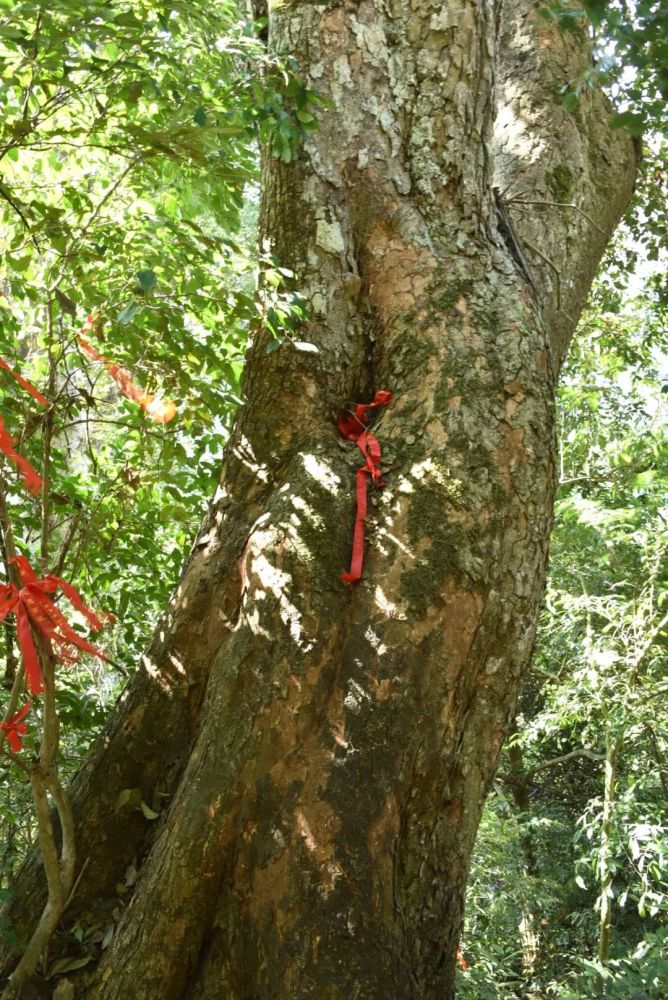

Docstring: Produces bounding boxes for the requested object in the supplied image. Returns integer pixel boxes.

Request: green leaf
[55,288,77,317]
[610,111,644,136]
[48,956,92,977]
[115,788,142,811]
[193,106,207,127]
[136,268,157,291]
[139,801,160,820]
[9,256,31,273]
[117,302,140,324]
[562,91,580,113]
[582,0,607,27]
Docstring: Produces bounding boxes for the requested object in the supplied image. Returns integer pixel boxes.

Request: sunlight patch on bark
[295,807,343,896]
[364,626,387,656]
[495,103,544,163]
[300,453,341,494]
[373,585,406,619]
[140,654,172,693]
[232,433,269,483]
[291,494,324,529]
[249,552,314,651]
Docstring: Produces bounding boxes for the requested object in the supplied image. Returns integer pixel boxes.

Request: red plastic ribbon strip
[0,416,43,496]
[0,555,108,695]
[0,702,31,753]
[337,390,392,584]
[0,358,48,406]
[79,315,177,424]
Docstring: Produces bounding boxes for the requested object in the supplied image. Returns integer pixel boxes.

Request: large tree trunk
[1,1,636,997]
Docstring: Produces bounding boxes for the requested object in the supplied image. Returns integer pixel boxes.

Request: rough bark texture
[1,1,636,998]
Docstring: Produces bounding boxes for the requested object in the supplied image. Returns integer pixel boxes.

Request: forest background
[0,1,665,997]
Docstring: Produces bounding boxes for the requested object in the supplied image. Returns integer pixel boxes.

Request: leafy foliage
[0,0,327,891]
[539,0,668,136]
[460,292,668,998]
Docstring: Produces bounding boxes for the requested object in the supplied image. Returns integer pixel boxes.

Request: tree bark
[1,1,636,998]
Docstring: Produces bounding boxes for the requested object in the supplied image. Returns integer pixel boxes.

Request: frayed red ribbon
[337,390,392,584]
[79,315,177,424]
[0,358,48,406]
[0,416,43,496]
[0,555,108,694]
[0,357,45,494]
[0,702,31,753]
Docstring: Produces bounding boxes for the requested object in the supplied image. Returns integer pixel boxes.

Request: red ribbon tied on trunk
[0,555,108,695]
[337,390,393,584]
[0,702,31,753]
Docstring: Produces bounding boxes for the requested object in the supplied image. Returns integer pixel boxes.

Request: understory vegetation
[0,1,666,996]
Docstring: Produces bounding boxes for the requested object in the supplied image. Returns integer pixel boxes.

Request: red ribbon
[0,416,43,496]
[79,315,177,424]
[337,390,392,584]
[0,357,48,406]
[0,555,108,694]
[0,702,31,753]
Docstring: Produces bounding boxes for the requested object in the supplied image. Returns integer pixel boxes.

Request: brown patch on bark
[410,572,482,651]
[491,421,527,492]
[122,703,146,739]
[248,845,291,930]
[366,790,400,916]
[294,799,343,894]
[319,6,349,53]
[367,790,399,859]
[504,381,526,420]
[441,579,483,677]
[447,797,463,826]
[426,418,448,448]
[369,675,397,701]
[363,221,435,328]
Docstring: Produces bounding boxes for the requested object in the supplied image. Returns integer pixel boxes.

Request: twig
[521,238,576,325]
[507,198,607,237]
[64,857,89,911]
[493,187,540,304]
[53,511,83,579]
[526,748,605,775]
[0,182,35,237]
[0,746,30,775]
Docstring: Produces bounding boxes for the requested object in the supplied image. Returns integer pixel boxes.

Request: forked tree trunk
[1,1,636,997]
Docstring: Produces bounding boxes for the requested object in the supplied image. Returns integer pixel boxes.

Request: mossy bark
[0,1,636,998]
